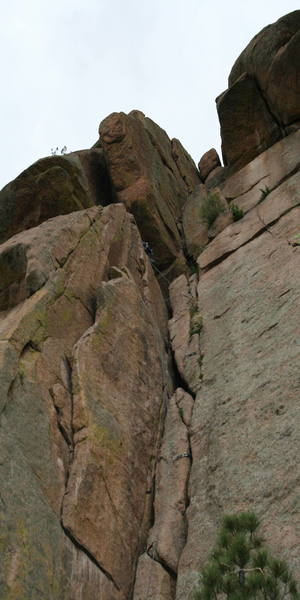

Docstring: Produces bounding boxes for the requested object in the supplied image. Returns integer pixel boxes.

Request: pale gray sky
[1,0,299,189]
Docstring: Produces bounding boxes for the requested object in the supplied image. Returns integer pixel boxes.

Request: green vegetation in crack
[200,192,225,228]
[259,185,271,202]
[190,313,203,336]
[291,233,300,245]
[230,203,244,221]
[189,297,203,336]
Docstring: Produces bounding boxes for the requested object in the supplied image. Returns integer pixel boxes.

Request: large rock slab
[62,274,171,594]
[147,388,193,573]
[99,110,200,281]
[198,170,300,269]
[176,206,300,599]
[0,204,172,599]
[220,129,300,214]
[216,11,300,171]
[133,553,175,600]
[216,73,281,171]
[0,150,110,244]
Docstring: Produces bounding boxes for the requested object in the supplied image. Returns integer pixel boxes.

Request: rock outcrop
[1,10,300,600]
[99,110,200,283]
[0,204,173,599]
[217,10,300,172]
[0,149,111,245]
[198,148,221,182]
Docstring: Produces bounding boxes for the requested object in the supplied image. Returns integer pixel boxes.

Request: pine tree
[193,512,299,599]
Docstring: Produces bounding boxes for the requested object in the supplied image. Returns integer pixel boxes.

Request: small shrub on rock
[230,202,244,221]
[192,512,299,600]
[200,192,225,227]
[259,185,270,202]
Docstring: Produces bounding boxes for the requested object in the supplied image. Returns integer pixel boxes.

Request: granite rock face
[217,74,281,171]
[99,110,200,283]
[0,149,111,244]
[1,10,300,600]
[217,10,300,171]
[0,204,172,600]
[198,148,221,182]
[176,204,300,599]
[229,10,300,127]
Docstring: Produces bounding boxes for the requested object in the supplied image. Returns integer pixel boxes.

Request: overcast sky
[1,0,299,189]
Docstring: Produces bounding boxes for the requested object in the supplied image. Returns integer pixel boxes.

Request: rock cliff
[0,10,299,600]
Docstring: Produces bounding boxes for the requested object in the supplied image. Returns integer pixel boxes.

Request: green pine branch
[192,513,299,600]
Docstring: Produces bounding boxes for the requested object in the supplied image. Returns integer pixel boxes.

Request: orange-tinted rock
[171,138,201,192]
[99,110,200,281]
[0,203,172,599]
[198,148,221,182]
[62,274,171,594]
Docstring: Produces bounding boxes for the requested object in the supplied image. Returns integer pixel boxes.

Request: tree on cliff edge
[192,512,299,599]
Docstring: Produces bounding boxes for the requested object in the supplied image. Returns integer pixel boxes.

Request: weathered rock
[209,211,232,239]
[182,185,209,260]
[69,147,112,206]
[99,110,200,282]
[62,275,171,594]
[220,129,300,214]
[198,148,221,182]
[198,170,300,270]
[133,553,175,600]
[147,388,193,573]
[1,13,300,600]
[171,138,201,192]
[205,165,226,188]
[229,11,300,127]
[182,186,231,261]
[0,203,172,599]
[169,275,202,394]
[176,206,300,599]
[216,11,300,172]
[217,73,281,171]
[0,151,110,244]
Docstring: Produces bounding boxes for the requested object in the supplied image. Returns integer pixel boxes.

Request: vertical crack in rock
[53,335,123,593]
[59,269,173,598]
[133,552,177,600]
[48,341,118,588]
[168,273,202,395]
[49,354,75,480]
[133,271,200,600]
[133,387,195,600]
[61,522,121,592]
